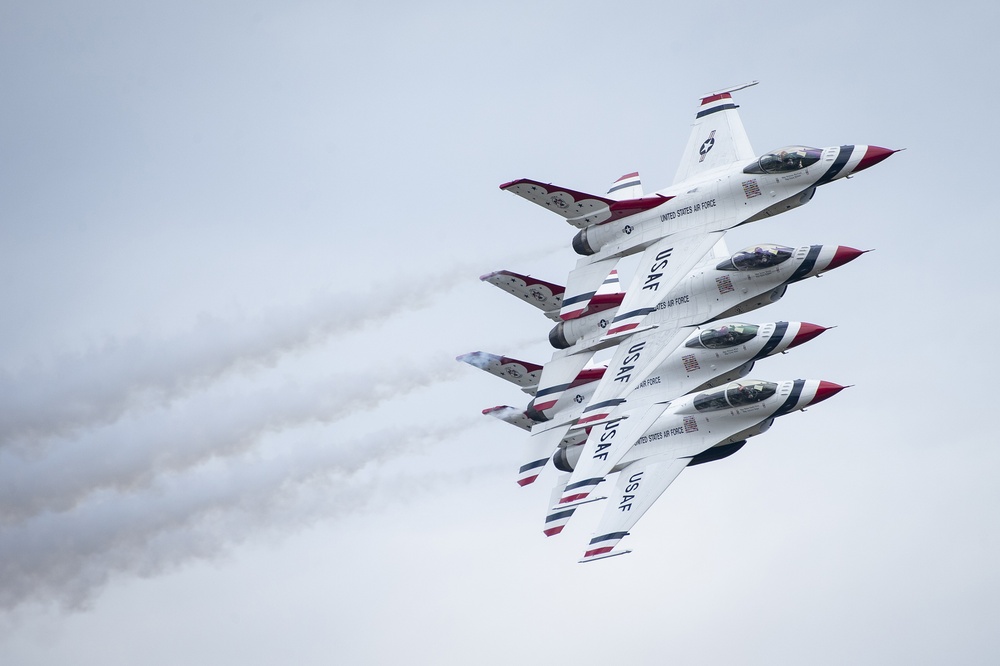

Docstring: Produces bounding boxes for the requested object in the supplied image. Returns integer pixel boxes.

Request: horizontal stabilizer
[543,507,577,537]
[580,531,631,562]
[482,406,535,431]
[516,421,576,487]
[458,352,543,394]
[517,457,549,487]
[559,257,621,321]
[480,270,564,321]
[501,178,671,229]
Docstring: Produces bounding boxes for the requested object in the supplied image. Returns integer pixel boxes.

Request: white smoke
[0,267,474,449]
[0,352,467,524]
[0,240,566,615]
[0,416,497,612]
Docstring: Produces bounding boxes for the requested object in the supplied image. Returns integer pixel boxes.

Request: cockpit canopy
[685,323,759,349]
[716,244,794,271]
[744,146,823,174]
[694,380,779,412]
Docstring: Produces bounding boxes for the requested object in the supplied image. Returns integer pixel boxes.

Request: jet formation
[459,81,897,562]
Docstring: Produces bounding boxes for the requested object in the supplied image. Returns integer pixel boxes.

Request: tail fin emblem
[699,130,717,161]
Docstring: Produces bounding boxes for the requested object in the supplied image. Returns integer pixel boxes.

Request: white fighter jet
[546,378,848,561]
[477,84,893,560]
[525,242,867,495]
[460,318,829,487]
[502,81,897,342]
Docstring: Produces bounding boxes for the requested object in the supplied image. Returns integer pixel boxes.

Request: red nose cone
[810,381,847,406]
[853,145,897,173]
[826,245,865,271]
[787,322,828,348]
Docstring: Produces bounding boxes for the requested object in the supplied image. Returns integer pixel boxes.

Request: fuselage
[554,378,844,473]
[550,242,862,349]
[573,144,892,261]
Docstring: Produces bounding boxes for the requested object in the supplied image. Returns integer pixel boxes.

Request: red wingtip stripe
[583,546,614,558]
[700,92,732,105]
[576,413,610,425]
[543,526,564,537]
[517,475,538,487]
[560,492,589,504]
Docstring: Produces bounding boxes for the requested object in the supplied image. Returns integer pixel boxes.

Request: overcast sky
[1,1,998,664]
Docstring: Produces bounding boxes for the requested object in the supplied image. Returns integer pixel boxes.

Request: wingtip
[579,548,632,563]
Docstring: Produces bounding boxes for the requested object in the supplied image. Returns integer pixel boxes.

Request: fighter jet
[544,378,848,561]
[531,242,866,496]
[502,81,896,346]
[481,241,725,350]
[459,318,829,486]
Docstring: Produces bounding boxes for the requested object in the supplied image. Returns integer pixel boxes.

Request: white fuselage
[575,145,871,262]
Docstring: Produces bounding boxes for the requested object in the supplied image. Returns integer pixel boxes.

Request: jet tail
[606,172,643,201]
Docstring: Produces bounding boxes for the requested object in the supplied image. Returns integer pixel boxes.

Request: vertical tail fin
[606,172,643,201]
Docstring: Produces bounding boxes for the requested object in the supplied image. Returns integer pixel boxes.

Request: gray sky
[2,1,998,664]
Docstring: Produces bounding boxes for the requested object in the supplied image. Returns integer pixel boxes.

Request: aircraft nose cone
[826,245,866,271]
[853,145,898,173]
[788,322,828,348]
[809,381,848,406]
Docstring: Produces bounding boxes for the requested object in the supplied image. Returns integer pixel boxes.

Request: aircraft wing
[574,325,695,429]
[579,453,691,562]
[482,405,536,431]
[672,81,758,185]
[602,231,726,337]
[556,398,675,507]
[516,421,579,487]
[457,352,543,395]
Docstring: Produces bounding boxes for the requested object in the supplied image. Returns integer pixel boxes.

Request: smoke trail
[0,415,502,612]
[0,241,568,449]
[0,352,468,524]
[0,277,455,448]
